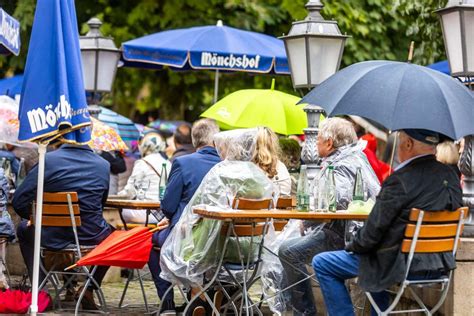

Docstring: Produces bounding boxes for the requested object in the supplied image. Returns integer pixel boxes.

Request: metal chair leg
[137,269,150,313]
[118,269,134,308]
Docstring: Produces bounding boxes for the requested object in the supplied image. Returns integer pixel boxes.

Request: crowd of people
[0,115,465,315]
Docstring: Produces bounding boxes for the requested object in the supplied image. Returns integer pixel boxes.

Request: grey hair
[192,118,220,148]
[319,117,357,148]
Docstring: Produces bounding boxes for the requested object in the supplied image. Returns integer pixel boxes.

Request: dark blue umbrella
[0,8,20,56]
[300,60,474,140]
[17,0,91,312]
[427,60,450,75]
[122,20,289,102]
[98,106,140,147]
[0,74,23,97]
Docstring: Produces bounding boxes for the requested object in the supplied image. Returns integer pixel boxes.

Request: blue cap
[403,129,440,145]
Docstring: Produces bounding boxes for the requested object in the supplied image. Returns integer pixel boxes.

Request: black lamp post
[79,18,120,117]
[281,0,348,183]
[436,0,474,236]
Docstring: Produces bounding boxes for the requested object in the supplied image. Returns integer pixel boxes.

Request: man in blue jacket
[13,144,112,310]
[149,118,220,312]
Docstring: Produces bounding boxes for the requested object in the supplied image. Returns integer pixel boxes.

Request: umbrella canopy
[17,0,91,312]
[122,21,288,74]
[0,8,20,56]
[299,60,474,140]
[0,75,23,97]
[147,119,190,136]
[89,117,128,152]
[98,106,140,147]
[75,227,154,269]
[201,80,307,135]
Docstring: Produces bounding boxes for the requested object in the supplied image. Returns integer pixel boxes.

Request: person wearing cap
[312,129,463,315]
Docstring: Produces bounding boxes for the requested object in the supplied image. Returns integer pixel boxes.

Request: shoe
[63,287,76,302]
[76,287,99,310]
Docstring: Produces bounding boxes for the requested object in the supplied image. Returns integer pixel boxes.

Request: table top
[105,199,161,210]
[193,207,369,221]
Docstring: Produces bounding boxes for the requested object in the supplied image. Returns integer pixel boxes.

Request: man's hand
[156,217,169,229]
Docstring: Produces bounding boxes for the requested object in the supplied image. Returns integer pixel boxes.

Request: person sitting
[99,150,126,195]
[436,140,461,178]
[278,137,302,195]
[149,118,221,312]
[170,123,195,162]
[12,143,113,310]
[118,131,171,223]
[252,127,291,196]
[278,117,380,316]
[312,129,463,315]
[159,128,278,294]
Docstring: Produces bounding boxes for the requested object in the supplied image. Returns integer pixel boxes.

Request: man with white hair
[279,117,380,316]
[312,129,462,315]
[149,118,220,313]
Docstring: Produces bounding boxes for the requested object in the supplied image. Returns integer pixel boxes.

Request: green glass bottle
[159,163,168,200]
[327,165,337,212]
[296,165,310,211]
[352,167,364,201]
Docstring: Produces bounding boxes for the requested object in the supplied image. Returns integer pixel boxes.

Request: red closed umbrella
[74,227,159,269]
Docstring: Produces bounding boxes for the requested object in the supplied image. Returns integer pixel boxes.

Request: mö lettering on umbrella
[26,95,78,133]
[201,52,261,69]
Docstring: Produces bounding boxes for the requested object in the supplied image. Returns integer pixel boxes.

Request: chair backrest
[401,207,468,255]
[232,197,273,210]
[276,196,296,209]
[39,192,81,227]
[227,197,273,237]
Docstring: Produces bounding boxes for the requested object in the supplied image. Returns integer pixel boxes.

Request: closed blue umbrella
[98,106,140,147]
[122,20,289,102]
[17,0,91,312]
[0,8,20,56]
[300,60,474,140]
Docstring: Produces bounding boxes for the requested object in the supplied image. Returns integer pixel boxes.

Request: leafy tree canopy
[0,0,447,123]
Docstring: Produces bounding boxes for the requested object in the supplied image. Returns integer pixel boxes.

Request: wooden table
[105,199,161,229]
[193,207,369,221]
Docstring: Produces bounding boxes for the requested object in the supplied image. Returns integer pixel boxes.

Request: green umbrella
[201,79,308,135]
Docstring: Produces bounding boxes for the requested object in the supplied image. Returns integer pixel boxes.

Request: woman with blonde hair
[252,126,291,195]
[436,141,461,178]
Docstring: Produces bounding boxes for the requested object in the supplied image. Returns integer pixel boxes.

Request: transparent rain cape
[160,128,278,286]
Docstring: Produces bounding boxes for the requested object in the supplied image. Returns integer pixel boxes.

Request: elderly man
[13,144,112,310]
[149,118,220,312]
[278,117,380,316]
[312,129,463,315]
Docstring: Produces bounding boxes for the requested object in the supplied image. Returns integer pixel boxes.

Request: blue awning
[0,8,21,56]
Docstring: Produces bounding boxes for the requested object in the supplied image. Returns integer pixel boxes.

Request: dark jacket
[12,145,112,250]
[161,146,220,226]
[346,155,462,292]
[170,143,195,162]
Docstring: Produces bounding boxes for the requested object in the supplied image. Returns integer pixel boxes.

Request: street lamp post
[436,0,474,236]
[79,18,121,118]
[282,0,348,181]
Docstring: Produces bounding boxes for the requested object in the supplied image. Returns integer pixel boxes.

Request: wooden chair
[182,197,274,316]
[273,196,295,231]
[366,207,468,316]
[35,192,107,314]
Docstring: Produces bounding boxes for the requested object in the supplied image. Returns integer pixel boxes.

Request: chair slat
[232,198,273,210]
[222,223,266,237]
[409,208,467,222]
[404,223,461,238]
[40,216,82,227]
[276,196,295,209]
[43,192,78,203]
[401,238,456,253]
[43,204,79,215]
[273,220,289,231]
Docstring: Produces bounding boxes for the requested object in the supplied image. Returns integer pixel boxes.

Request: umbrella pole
[388,131,398,175]
[213,69,219,104]
[29,143,47,314]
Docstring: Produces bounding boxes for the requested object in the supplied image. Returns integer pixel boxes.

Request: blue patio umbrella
[17,0,91,312]
[427,60,450,75]
[98,106,140,147]
[0,74,23,97]
[121,20,289,102]
[299,60,474,140]
[0,8,20,56]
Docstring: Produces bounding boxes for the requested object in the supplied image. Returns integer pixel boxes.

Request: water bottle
[352,167,364,201]
[159,163,168,200]
[296,165,310,211]
[327,165,337,212]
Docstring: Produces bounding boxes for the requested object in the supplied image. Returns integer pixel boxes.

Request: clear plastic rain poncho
[160,129,278,286]
[260,140,381,314]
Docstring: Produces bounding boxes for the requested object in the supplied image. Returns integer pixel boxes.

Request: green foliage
[1,0,449,122]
